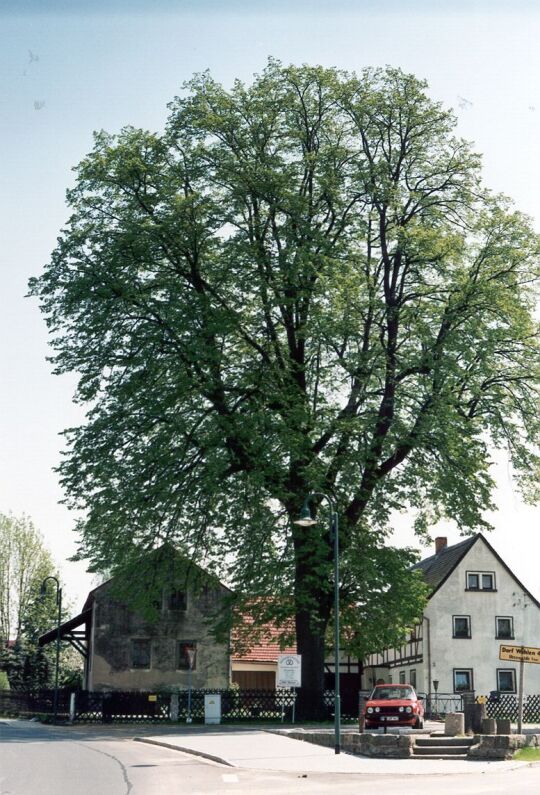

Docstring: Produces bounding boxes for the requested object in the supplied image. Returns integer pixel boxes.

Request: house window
[497,669,516,693]
[466,571,495,591]
[131,639,151,669]
[177,640,197,670]
[496,616,514,639]
[453,615,471,638]
[168,590,187,611]
[410,669,417,688]
[399,671,406,684]
[453,669,473,692]
[467,572,479,590]
[481,573,495,590]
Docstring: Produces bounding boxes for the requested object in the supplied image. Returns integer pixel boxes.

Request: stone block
[482,718,497,735]
[496,718,511,735]
[445,712,465,736]
[464,702,486,733]
[468,734,523,760]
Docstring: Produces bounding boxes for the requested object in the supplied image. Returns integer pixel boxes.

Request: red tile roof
[231,616,296,663]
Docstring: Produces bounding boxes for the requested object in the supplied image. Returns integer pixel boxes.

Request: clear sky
[1,0,539,610]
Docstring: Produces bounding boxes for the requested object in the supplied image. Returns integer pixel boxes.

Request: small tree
[0,513,80,690]
[0,513,57,644]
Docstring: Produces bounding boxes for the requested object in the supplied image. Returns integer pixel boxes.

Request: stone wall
[280,731,413,758]
[279,730,540,760]
[468,733,540,760]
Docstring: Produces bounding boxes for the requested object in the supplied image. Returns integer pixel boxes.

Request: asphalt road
[1,720,539,794]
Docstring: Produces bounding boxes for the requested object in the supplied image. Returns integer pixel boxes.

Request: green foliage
[0,669,10,690]
[58,659,83,689]
[29,62,540,687]
[106,543,230,625]
[0,513,57,643]
[0,512,80,689]
[339,538,430,659]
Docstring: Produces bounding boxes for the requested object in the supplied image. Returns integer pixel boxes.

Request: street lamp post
[294,493,341,754]
[40,576,62,724]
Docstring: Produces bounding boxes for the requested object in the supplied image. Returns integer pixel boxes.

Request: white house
[363,534,540,697]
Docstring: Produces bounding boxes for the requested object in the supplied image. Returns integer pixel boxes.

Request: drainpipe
[423,616,432,715]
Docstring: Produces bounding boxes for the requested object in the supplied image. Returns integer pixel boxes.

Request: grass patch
[514,747,540,762]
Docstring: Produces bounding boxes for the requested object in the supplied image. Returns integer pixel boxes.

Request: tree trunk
[295,606,329,720]
[289,505,334,720]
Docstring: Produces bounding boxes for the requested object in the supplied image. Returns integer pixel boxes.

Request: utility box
[204,694,221,725]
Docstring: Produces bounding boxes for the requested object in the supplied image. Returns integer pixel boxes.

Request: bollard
[473,703,486,733]
[497,718,511,735]
[482,718,496,735]
[170,693,179,722]
[445,712,465,736]
[464,702,485,733]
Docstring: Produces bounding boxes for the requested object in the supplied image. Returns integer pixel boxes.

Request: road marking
[222,773,239,783]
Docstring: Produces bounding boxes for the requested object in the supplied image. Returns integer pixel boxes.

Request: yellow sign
[148,694,158,702]
[499,645,540,665]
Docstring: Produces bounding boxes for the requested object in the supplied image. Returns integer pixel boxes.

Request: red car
[362,684,424,730]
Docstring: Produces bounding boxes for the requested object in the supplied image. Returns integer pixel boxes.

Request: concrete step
[412,744,471,756]
[412,735,474,759]
[415,737,473,748]
[412,753,469,760]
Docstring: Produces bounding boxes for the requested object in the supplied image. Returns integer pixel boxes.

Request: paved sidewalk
[135,728,531,775]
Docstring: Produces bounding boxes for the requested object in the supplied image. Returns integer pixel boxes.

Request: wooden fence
[0,689,71,719]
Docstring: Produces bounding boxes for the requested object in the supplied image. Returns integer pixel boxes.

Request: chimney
[435,536,447,555]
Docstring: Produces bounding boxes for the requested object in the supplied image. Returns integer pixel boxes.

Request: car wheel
[414,716,424,729]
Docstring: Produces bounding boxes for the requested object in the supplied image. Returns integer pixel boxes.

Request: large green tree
[30,62,540,715]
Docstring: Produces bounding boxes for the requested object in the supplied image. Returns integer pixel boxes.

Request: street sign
[499,643,540,734]
[499,644,540,664]
[277,654,302,688]
[186,648,197,670]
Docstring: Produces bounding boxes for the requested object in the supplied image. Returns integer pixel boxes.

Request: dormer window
[466,571,495,591]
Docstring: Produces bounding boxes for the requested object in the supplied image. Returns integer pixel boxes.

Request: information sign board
[277,654,302,688]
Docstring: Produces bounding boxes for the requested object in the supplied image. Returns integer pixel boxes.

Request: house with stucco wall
[39,557,232,692]
[363,534,540,697]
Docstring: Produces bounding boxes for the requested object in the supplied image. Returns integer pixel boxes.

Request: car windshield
[371,687,414,700]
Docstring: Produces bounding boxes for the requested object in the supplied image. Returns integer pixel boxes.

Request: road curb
[133,736,234,767]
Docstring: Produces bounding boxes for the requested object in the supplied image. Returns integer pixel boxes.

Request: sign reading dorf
[499,644,540,664]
